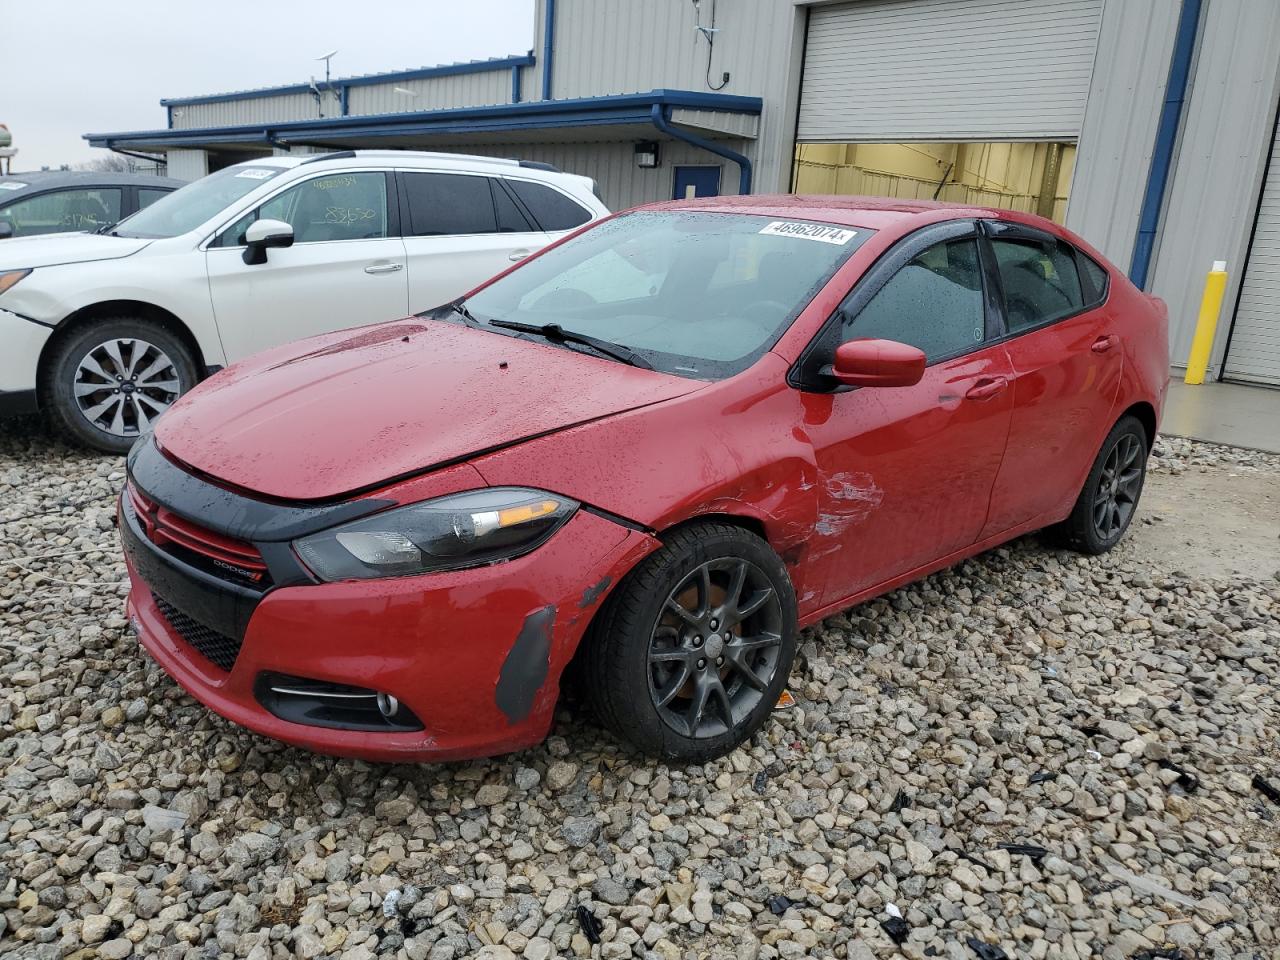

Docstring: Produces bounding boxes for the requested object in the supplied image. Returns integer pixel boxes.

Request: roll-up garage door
[1225,119,1280,385]
[797,0,1104,143]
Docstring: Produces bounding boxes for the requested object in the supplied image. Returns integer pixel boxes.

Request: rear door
[802,221,1016,605]
[977,220,1121,537]
[398,172,549,313]
[205,170,409,361]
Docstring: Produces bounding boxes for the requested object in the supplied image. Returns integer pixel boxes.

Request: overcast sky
[2,1,534,171]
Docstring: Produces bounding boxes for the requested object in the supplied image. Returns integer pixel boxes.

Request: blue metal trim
[650,104,752,195]
[511,65,522,104]
[85,90,764,148]
[1129,0,1202,289]
[159,54,538,108]
[542,0,556,100]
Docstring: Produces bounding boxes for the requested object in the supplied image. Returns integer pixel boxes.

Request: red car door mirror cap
[832,339,926,388]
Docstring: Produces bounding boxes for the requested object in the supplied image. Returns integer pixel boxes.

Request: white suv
[0,150,608,452]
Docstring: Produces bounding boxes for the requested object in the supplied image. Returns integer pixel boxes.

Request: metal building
[87,0,1280,385]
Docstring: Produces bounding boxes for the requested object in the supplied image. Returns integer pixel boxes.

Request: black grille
[153,594,242,672]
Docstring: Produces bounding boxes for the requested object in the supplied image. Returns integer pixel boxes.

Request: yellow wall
[793,141,1076,222]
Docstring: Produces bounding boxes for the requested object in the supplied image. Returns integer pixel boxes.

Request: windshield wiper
[486,319,653,370]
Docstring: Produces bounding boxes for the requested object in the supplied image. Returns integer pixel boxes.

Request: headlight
[0,269,31,296]
[293,487,578,581]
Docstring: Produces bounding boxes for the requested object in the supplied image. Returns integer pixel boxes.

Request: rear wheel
[42,317,197,454]
[582,522,797,761]
[1054,415,1148,554]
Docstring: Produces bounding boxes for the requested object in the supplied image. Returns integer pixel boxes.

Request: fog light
[377,692,400,719]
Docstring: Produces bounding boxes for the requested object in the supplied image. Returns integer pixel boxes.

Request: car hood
[155,318,704,501]
[0,232,152,268]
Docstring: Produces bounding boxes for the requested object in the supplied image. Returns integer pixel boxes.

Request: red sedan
[119,196,1168,762]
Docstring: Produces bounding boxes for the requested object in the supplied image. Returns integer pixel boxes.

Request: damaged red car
[119,196,1168,762]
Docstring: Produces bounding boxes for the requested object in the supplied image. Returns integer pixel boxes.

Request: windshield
[112,165,288,239]
[461,211,871,379]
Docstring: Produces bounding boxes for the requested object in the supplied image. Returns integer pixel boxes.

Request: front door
[801,222,1015,605]
[205,170,409,362]
[673,166,721,200]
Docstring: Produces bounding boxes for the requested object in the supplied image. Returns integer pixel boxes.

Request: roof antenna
[314,50,338,118]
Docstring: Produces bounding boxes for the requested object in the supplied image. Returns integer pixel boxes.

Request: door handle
[964,376,1009,401]
[508,249,532,262]
[364,262,403,275]
[1091,334,1120,353]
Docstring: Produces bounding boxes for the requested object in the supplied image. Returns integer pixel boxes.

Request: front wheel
[581,522,797,762]
[1054,415,1149,554]
[42,317,198,455]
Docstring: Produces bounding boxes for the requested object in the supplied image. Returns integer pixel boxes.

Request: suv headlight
[293,487,578,581]
[0,269,31,296]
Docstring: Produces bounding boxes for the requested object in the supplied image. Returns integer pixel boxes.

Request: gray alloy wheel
[73,337,181,437]
[647,556,785,740]
[1092,432,1144,540]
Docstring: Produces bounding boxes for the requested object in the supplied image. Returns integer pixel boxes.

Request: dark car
[0,171,185,239]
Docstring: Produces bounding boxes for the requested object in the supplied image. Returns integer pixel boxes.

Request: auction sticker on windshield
[758,221,857,245]
[234,169,276,180]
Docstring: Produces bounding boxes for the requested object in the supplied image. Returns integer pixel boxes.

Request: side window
[0,188,122,237]
[990,237,1084,332]
[843,237,986,362]
[137,188,170,210]
[492,180,535,232]
[1077,251,1110,306]
[505,179,592,232]
[402,173,496,236]
[213,173,389,246]
[259,173,388,244]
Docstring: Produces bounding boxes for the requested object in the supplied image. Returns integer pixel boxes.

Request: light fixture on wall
[635,141,661,169]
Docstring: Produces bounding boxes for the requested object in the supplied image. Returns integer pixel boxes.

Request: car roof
[0,171,186,197]
[644,194,1050,232]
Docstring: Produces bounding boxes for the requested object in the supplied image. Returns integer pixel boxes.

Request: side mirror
[242,218,294,265]
[0,222,13,240]
[831,338,926,388]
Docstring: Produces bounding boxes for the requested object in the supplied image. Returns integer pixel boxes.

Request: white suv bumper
[0,308,53,416]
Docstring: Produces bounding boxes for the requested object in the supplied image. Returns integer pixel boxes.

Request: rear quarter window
[505,179,592,232]
[1077,251,1110,306]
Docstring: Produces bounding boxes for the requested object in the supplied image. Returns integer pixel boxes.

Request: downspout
[339,85,350,116]
[651,103,752,195]
[541,0,556,100]
[512,64,523,104]
[1129,0,1202,288]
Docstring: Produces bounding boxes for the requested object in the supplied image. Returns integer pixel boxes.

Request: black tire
[1053,415,1149,555]
[41,317,198,455]
[581,522,798,762]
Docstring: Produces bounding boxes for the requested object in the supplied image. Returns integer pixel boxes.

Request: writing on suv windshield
[461,211,873,379]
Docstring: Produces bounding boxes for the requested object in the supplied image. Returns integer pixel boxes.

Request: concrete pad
[1162,378,1280,453]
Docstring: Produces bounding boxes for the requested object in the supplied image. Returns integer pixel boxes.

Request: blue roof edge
[159,53,538,107]
[86,90,764,147]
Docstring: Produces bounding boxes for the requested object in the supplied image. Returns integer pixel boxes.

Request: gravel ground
[2,419,1278,960]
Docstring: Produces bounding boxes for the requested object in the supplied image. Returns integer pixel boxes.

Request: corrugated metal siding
[164,149,209,182]
[170,93,320,129]
[668,108,759,139]
[797,0,1103,142]
[1064,0,1180,269]
[347,70,513,115]
[1147,0,1280,371]
[539,0,802,191]
[438,141,741,211]
[1225,114,1280,384]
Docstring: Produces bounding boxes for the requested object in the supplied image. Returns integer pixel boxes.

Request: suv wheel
[42,317,198,454]
[582,522,797,761]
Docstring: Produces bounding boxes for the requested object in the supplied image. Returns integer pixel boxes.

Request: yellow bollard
[1184,260,1228,385]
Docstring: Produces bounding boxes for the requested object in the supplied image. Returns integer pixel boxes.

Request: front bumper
[122,482,658,762]
[0,307,52,406]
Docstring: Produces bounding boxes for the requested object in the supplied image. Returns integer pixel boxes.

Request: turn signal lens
[0,269,31,296]
[293,488,579,582]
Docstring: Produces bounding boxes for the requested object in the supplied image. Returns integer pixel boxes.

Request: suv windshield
[461,211,871,379]
[112,165,287,239]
